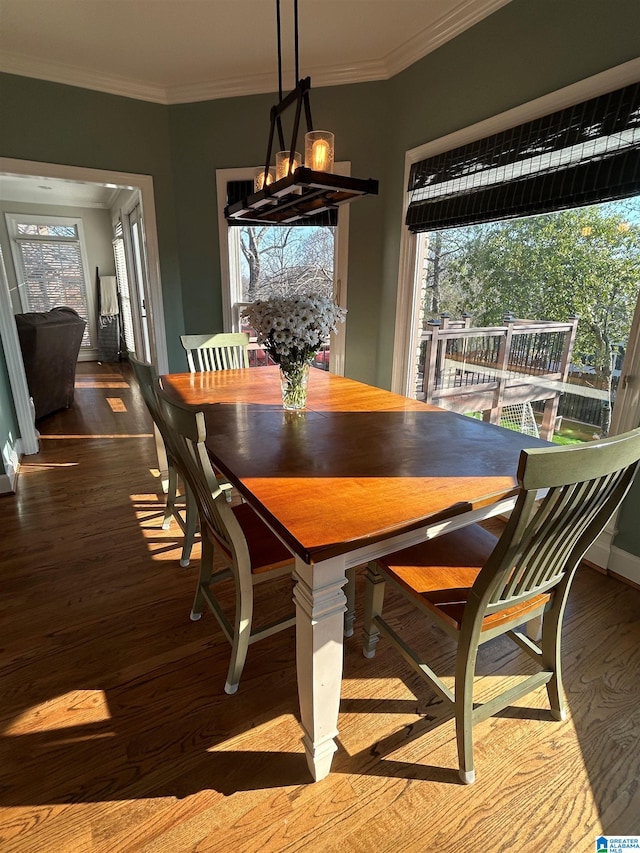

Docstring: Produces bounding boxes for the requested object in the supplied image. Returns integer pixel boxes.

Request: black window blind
[406,82,640,233]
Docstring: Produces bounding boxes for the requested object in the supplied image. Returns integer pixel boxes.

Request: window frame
[5,211,98,359]
[216,163,351,376]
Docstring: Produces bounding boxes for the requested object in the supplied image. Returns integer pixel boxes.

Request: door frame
[0,157,168,458]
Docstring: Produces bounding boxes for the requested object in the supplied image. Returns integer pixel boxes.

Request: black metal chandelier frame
[224,0,378,225]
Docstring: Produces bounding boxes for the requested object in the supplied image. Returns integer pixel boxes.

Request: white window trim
[391,57,640,397]
[0,247,38,458]
[215,163,352,376]
[6,212,98,359]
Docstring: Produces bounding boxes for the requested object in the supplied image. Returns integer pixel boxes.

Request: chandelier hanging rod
[276,0,300,99]
[224,0,379,225]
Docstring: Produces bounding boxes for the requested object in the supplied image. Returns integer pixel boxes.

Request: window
[394,71,640,397]
[217,166,350,375]
[6,213,95,350]
[112,220,135,354]
[401,80,640,443]
[411,198,640,446]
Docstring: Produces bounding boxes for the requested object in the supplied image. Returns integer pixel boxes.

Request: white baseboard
[609,546,640,587]
[0,473,15,494]
[585,528,614,570]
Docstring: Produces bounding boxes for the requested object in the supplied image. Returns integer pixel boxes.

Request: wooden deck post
[540,313,579,440]
[423,319,440,404]
[485,312,514,426]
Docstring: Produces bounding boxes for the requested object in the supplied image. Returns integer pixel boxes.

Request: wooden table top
[161,367,550,564]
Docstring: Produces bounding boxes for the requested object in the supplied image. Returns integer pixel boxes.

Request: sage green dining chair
[363,427,640,784]
[180,332,250,373]
[129,355,198,567]
[156,387,296,695]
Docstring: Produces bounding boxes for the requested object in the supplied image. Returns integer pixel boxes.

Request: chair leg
[363,562,385,658]
[526,614,543,642]
[163,464,178,529]
[190,535,214,621]
[179,485,198,568]
[344,565,356,637]
[541,602,567,722]
[454,628,480,784]
[224,575,254,695]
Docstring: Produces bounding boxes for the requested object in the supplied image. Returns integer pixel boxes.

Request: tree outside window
[419,198,640,439]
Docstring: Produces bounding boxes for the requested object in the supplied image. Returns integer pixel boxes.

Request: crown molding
[165,58,389,104]
[384,0,512,78]
[0,0,511,105]
[0,51,168,104]
[165,71,279,105]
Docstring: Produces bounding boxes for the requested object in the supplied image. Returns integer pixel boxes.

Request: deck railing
[416,313,579,441]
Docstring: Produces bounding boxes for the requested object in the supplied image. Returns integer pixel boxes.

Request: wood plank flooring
[1,361,639,852]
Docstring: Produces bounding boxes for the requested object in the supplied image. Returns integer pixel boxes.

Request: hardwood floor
[1,361,639,852]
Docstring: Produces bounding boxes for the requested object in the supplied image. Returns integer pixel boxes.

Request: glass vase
[279,363,310,411]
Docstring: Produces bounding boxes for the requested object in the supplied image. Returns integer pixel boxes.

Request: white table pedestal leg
[293,555,347,782]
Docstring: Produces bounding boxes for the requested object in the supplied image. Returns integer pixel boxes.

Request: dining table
[160,365,551,781]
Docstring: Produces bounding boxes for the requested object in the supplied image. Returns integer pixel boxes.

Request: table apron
[338,495,518,570]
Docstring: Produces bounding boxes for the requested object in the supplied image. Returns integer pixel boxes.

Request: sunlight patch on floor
[18,460,79,472]
[74,378,130,389]
[38,433,153,440]
[4,690,112,736]
[207,714,304,754]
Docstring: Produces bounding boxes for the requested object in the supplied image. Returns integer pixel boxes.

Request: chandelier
[225,0,379,225]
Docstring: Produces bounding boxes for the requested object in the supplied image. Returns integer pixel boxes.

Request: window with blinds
[113,222,135,353]
[406,82,640,233]
[8,217,93,347]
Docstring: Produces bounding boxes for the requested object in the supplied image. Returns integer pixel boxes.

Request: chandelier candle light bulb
[305,131,335,172]
[254,168,275,192]
[276,151,302,180]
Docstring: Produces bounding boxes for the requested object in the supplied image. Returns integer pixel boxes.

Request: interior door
[124,201,154,363]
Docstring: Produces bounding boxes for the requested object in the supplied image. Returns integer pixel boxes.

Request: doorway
[0,157,168,461]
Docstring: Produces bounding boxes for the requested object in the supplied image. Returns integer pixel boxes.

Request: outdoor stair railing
[417,312,579,441]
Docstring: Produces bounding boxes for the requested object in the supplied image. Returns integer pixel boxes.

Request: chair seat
[213,502,293,574]
[377,524,549,631]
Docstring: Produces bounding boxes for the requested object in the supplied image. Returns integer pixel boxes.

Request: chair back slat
[180,333,250,373]
[156,387,251,570]
[477,428,640,617]
[530,473,619,590]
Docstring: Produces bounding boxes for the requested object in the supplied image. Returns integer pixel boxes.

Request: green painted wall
[377,0,640,389]
[615,474,640,556]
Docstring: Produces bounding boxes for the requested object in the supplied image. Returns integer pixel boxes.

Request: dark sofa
[15,307,87,420]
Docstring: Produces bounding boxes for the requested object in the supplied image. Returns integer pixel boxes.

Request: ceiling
[0,173,123,208]
[0,0,511,104]
[0,0,511,207]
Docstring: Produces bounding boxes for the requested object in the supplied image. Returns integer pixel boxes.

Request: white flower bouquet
[242,294,346,409]
[242,294,346,371]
